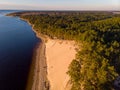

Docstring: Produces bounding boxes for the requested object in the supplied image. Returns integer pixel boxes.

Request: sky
[0,0,120,10]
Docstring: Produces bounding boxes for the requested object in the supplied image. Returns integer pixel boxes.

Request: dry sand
[46,39,77,90]
[20,18,77,90]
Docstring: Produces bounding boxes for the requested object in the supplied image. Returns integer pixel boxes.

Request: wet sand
[31,41,49,90]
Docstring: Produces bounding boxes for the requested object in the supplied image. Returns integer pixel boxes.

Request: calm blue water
[0,10,39,90]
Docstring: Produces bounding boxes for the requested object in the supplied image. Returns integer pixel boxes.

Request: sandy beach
[31,41,49,90]
[31,38,77,90]
[20,18,77,90]
[46,39,77,90]
[20,18,49,90]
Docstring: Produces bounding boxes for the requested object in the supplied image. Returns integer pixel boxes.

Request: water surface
[0,10,39,90]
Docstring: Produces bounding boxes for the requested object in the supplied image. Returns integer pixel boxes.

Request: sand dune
[46,39,77,90]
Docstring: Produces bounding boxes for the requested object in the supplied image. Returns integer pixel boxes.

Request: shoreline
[20,17,77,90]
[20,18,49,90]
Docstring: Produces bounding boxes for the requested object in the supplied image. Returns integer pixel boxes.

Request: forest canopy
[9,11,120,90]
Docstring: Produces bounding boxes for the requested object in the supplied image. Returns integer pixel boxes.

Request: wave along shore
[21,18,77,90]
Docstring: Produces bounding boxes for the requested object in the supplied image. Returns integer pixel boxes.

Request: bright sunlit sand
[46,39,77,90]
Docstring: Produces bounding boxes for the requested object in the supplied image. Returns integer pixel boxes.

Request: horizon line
[0,9,120,12]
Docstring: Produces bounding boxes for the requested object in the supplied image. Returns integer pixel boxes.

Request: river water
[0,10,39,90]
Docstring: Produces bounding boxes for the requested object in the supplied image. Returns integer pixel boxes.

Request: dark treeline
[7,11,113,16]
[10,12,120,90]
